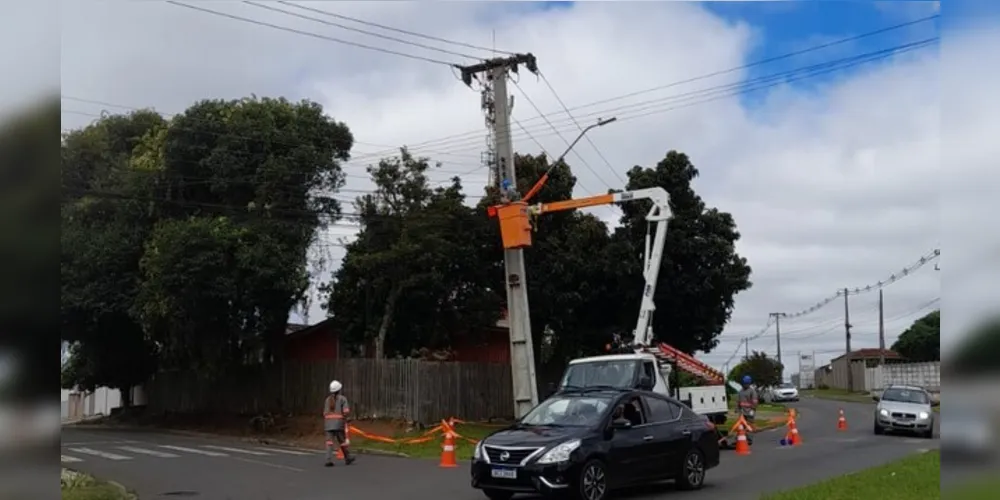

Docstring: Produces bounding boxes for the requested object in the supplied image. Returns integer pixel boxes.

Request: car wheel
[921,429,934,439]
[675,447,707,491]
[483,489,513,500]
[874,422,884,435]
[576,459,609,500]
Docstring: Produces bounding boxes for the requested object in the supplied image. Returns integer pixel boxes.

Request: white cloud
[57,2,981,373]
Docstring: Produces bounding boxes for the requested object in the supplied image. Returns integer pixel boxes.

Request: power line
[536,70,626,185]
[165,1,462,67]
[244,1,484,61]
[276,1,517,56]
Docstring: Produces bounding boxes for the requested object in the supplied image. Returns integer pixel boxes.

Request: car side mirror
[611,419,632,430]
[638,376,654,391]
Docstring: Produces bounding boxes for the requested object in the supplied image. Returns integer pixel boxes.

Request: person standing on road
[323,380,355,467]
[737,375,758,430]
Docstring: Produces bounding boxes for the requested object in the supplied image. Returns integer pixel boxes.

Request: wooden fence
[145,358,514,423]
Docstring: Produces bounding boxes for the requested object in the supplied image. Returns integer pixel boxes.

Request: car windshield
[560,360,638,390]
[881,388,930,405]
[779,383,795,389]
[519,395,612,427]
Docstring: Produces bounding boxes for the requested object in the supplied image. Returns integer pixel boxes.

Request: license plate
[491,468,517,479]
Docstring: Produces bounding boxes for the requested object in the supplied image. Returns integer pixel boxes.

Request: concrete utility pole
[878,288,886,366]
[459,54,540,418]
[843,288,854,392]
[769,312,785,373]
[744,337,750,359]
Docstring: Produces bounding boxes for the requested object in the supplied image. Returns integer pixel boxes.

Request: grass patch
[760,450,939,500]
[351,421,502,460]
[801,388,874,404]
[61,470,133,500]
[944,476,1000,500]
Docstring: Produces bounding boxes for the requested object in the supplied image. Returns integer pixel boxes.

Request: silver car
[873,384,937,438]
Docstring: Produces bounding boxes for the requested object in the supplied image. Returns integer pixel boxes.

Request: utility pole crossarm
[457,53,538,87]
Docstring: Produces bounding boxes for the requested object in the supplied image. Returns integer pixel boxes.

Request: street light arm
[520,117,617,203]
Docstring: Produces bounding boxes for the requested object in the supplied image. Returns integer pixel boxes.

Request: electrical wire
[536,70,626,185]
[276,1,517,56]
[244,1,484,61]
[165,1,462,67]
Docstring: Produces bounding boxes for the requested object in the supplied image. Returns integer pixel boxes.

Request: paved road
[62,397,938,500]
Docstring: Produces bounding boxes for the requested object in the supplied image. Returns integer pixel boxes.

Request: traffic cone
[837,409,848,431]
[788,416,802,445]
[734,421,751,455]
[439,424,459,468]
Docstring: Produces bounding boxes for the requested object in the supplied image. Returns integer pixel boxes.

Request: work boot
[324,461,334,467]
[344,455,356,465]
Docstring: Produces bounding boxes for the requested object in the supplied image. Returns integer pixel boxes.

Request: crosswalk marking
[253,447,315,456]
[159,445,228,457]
[68,448,132,460]
[61,455,82,463]
[202,445,271,456]
[118,446,179,458]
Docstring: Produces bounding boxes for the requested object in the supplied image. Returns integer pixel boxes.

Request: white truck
[542,188,730,423]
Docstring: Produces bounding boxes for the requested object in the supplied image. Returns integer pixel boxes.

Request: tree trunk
[374,286,402,359]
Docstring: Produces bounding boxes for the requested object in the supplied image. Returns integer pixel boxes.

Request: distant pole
[769,313,784,374]
[878,288,886,366]
[744,337,750,359]
[843,288,854,392]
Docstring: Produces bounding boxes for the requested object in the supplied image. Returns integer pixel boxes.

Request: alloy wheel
[582,463,607,500]
[685,451,705,487]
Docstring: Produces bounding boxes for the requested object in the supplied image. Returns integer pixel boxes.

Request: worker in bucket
[737,375,758,438]
[323,380,355,467]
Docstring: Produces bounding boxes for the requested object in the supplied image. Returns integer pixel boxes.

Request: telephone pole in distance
[459,54,540,418]
[843,288,854,392]
[769,312,785,376]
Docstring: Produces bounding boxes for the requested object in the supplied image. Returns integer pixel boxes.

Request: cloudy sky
[53,1,999,374]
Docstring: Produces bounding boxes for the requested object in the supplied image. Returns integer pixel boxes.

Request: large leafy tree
[134,96,353,369]
[327,149,500,358]
[728,351,783,389]
[60,110,166,401]
[948,315,1000,374]
[612,151,752,354]
[891,310,940,362]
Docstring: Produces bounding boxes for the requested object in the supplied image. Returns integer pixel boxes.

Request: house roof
[830,348,901,363]
[285,318,334,340]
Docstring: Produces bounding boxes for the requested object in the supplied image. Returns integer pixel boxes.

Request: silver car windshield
[881,388,930,404]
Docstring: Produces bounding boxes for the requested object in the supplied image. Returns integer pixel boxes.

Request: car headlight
[474,441,484,461]
[536,439,581,464]
[918,412,930,420]
[879,408,889,416]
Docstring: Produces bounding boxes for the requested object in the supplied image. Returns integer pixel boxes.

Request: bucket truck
[489,186,730,423]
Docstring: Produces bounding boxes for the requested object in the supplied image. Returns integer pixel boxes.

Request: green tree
[946,315,999,374]
[728,351,783,389]
[891,310,940,362]
[613,151,752,354]
[327,149,500,358]
[60,110,167,402]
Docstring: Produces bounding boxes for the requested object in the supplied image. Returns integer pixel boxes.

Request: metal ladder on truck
[646,343,726,384]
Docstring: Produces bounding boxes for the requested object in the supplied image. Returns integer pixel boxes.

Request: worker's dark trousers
[325,430,351,462]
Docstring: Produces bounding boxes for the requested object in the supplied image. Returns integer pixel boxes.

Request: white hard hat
[329,380,342,393]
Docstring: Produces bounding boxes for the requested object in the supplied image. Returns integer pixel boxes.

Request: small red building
[281,310,512,363]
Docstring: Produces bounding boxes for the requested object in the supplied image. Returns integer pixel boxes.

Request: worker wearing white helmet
[323,380,355,466]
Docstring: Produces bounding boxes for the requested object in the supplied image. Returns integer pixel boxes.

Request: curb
[66,422,412,458]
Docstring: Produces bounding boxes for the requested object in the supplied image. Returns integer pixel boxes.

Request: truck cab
[558,352,729,424]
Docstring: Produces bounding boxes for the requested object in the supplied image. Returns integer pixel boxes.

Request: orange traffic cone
[734,421,751,455]
[786,416,802,446]
[837,409,848,431]
[439,423,459,468]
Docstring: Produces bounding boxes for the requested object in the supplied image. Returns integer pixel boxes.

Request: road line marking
[202,445,271,456]
[230,456,304,472]
[61,455,82,463]
[68,448,132,460]
[254,447,315,456]
[118,446,179,458]
[159,445,228,457]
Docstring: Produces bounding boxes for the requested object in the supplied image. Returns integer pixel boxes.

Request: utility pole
[459,54,540,418]
[878,288,886,366]
[843,288,854,392]
[744,337,750,359]
[769,313,785,375]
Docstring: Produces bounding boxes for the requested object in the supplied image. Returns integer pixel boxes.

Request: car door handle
[682,430,691,436]
[643,435,654,441]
